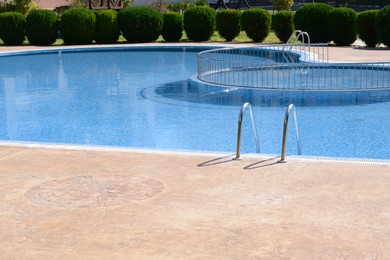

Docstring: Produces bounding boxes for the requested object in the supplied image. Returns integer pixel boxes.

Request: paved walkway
[1,42,390,62]
[0,44,390,259]
[1,144,390,259]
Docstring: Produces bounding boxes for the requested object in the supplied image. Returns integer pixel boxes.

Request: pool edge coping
[1,141,389,167]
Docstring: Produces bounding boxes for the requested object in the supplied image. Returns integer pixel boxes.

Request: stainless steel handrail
[235,102,260,159]
[283,30,311,63]
[279,104,302,162]
[286,30,310,46]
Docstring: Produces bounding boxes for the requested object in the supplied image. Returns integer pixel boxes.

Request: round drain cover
[25,175,164,208]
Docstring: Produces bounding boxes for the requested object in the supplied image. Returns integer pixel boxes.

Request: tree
[14,0,37,14]
[272,0,294,11]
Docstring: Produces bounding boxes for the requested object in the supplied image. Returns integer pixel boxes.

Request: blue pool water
[0,46,389,160]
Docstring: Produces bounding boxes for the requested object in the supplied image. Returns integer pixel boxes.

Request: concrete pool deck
[1,41,390,62]
[1,44,390,258]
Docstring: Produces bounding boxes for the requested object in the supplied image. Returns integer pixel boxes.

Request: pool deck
[1,43,390,259]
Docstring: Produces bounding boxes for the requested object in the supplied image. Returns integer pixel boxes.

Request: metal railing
[235,102,260,159]
[198,46,390,90]
[198,43,327,87]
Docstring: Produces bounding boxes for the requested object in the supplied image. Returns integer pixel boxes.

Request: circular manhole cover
[25,175,164,208]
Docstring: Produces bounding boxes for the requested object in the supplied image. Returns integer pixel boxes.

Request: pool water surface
[0,46,389,160]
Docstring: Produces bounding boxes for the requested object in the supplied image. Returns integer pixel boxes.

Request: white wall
[37,0,71,9]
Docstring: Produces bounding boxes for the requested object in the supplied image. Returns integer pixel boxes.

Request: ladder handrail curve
[279,104,302,162]
[235,102,260,159]
[283,30,311,63]
[286,30,311,46]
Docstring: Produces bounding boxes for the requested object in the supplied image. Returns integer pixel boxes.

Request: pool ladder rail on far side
[282,30,311,63]
[235,103,302,162]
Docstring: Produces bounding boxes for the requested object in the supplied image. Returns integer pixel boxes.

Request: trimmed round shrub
[356,10,379,48]
[216,9,241,41]
[272,10,294,43]
[184,6,216,42]
[118,7,163,43]
[240,8,271,42]
[162,12,183,42]
[328,7,357,46]
[26,9,58,45]
[60,8,96,45]
[95,10,119,44]
[294,3,334,43]
[0,12,25,45]
[376,5,390,47]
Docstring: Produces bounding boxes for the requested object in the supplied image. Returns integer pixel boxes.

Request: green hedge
[328,8,357,46]
[216,9,241,42]
[95,10,120,44]
[272,10,294,43]
[1,5,389,47]
[118,7,163,43]
[376,5,390,47]
[184,6,216,42]
[0,12,25,45]
[162,12,183,42]
[26,9,58,46]
[240,8,271,42]
[294,3,334,43]
[356,10,379,47]
[60,8,96,45]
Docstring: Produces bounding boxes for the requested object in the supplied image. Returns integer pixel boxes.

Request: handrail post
[235,102,260,159]
[279,104,302,163]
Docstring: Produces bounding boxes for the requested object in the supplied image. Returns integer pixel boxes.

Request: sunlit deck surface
[1,44,390,258]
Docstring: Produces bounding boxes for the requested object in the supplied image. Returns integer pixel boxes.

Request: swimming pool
[0,46,389,160]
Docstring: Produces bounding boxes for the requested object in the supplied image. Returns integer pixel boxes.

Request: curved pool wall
[0,45,390,160]
[152,78,390,107]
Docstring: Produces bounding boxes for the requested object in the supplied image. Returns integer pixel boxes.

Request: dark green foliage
[53,5,70,16]
[272,10,294,43]
[162,12,183,42]
[60,8,96,45]
[26,9,58,45]
[328,8,357,46]
[240,8,271,42]
[356,10,379,47]
[0,3,16,13]
[294,3,333,43]
[195,0,208,6]
[0,12,25,45]
[118,7,163,43]
[183,6,216,42]
[216,9,241,41]
[95,10,119,44]
[376,5,390,47]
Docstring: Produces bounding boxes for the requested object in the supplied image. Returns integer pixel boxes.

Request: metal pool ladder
[286,30,310,46]
[283,30,311,63]
[235,102,260,159]
[235,103,301,161]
